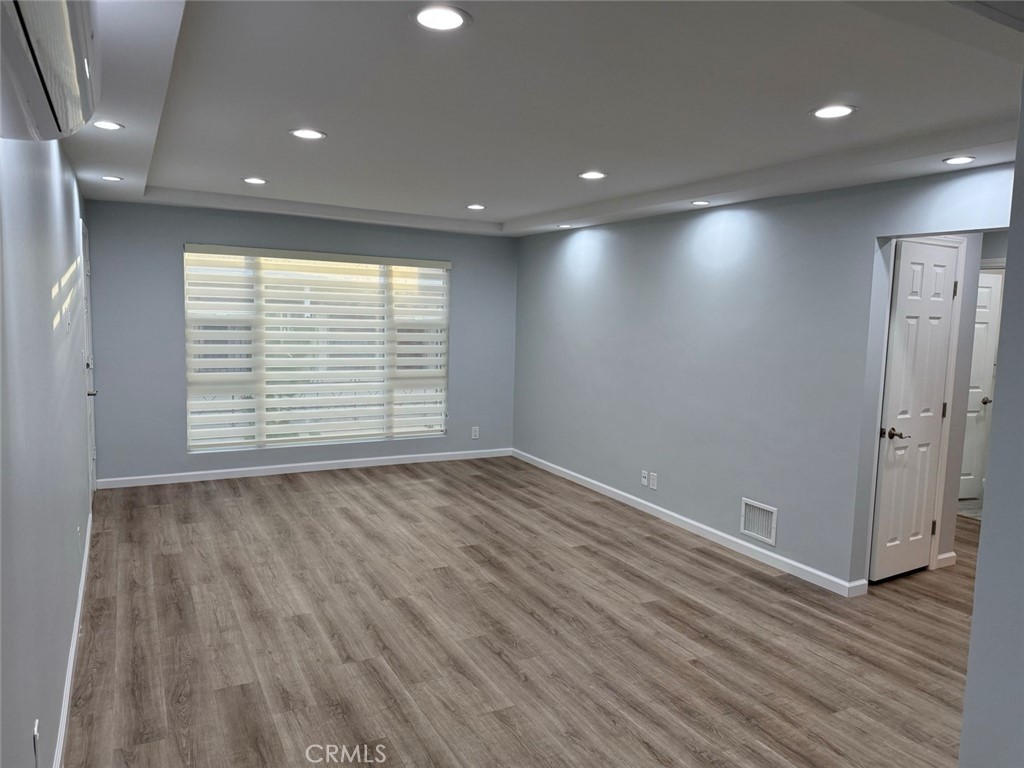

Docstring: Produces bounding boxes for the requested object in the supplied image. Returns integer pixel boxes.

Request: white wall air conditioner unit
[1,0,98,140]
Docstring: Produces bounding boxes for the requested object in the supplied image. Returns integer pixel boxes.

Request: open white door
[959,269,1004,500]
[871,238,960,581]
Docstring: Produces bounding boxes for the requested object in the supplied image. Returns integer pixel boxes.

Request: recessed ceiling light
[558,224,573,229]
[466,204,485,210]
[101,175,123,182]
[243,177,267,185]
[812,104,856,119]
[416,5,470,31]
[691,200,711,206]
[94,120,123,131]
[578,170,607,180]
[944,156,976,166]
[290,128,327,140]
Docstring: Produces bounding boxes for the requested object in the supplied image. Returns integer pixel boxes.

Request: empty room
[3,2,1024,767]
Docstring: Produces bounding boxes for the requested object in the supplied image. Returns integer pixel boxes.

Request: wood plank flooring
[64,457,980,767]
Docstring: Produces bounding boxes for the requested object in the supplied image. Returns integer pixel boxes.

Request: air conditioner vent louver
[741,498,777,546]
[1,0,97,140]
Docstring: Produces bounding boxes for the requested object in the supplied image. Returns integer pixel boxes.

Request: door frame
[867,235,967,578]
[81,219,97,495]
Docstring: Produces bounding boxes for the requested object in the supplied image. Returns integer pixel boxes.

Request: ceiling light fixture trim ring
[414,5,472,30]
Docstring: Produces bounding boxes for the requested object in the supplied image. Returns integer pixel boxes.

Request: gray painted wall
[1,139,91,768]
[959,87,1024,768]
[981,228,1010,263]
[7,148,1017,766]
[85,202,518,480]
[514,165,1012,582]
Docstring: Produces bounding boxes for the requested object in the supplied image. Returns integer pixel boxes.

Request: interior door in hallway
[959,268,1004,501]
[871,238,960,581]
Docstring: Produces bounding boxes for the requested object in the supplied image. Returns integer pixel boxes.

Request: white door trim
[863,238,897,582]
[928,236,967,571]
[81,219,97,496]
[868,235,967,578]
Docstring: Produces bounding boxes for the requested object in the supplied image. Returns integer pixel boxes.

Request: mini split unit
[1,0,99,140]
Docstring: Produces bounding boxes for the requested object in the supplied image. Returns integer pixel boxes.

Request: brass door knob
[887,427,911,440]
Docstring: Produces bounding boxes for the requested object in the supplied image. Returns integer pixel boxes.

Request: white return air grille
[741,498,777,546]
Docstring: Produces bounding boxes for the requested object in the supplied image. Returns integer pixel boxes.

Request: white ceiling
[61,0,185,202]
[64,1,1024,236]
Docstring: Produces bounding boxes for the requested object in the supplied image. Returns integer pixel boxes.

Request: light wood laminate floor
[65,457,979,767]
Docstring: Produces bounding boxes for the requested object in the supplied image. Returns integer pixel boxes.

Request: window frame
[182,244,452,453]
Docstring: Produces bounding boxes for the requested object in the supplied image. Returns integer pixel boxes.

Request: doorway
[869,230,1008,582]
[958,238,1008,515]
[870,236,965,581]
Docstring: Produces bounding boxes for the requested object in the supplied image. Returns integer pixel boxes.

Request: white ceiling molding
[951,1,1024,36]
[141,186,504,236]
[503,116,1019,235]
[62,1,1022,238]
[62,0,186,199]
[857,1,1024,62]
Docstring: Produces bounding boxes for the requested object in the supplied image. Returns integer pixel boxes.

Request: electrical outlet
[649,473,658,490]
[471,426,479,440]
[641,470,649,487]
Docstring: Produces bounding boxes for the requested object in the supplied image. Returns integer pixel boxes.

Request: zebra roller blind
[184,245,450,452]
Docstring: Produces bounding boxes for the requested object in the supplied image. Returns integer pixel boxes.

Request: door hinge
[942,402,947,418]
[953,280,958,298]
[931,520,937,536]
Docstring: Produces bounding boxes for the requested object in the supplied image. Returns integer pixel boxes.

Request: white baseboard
[54,510,93,768]
[96,446,866,597]
[934,551,958,569]
[511,449,868,598]
[96,448,514,489]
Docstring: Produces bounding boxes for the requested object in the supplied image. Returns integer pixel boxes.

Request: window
[183,245,450,452]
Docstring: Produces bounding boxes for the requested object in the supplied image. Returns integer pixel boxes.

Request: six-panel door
[871,239,958,581]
